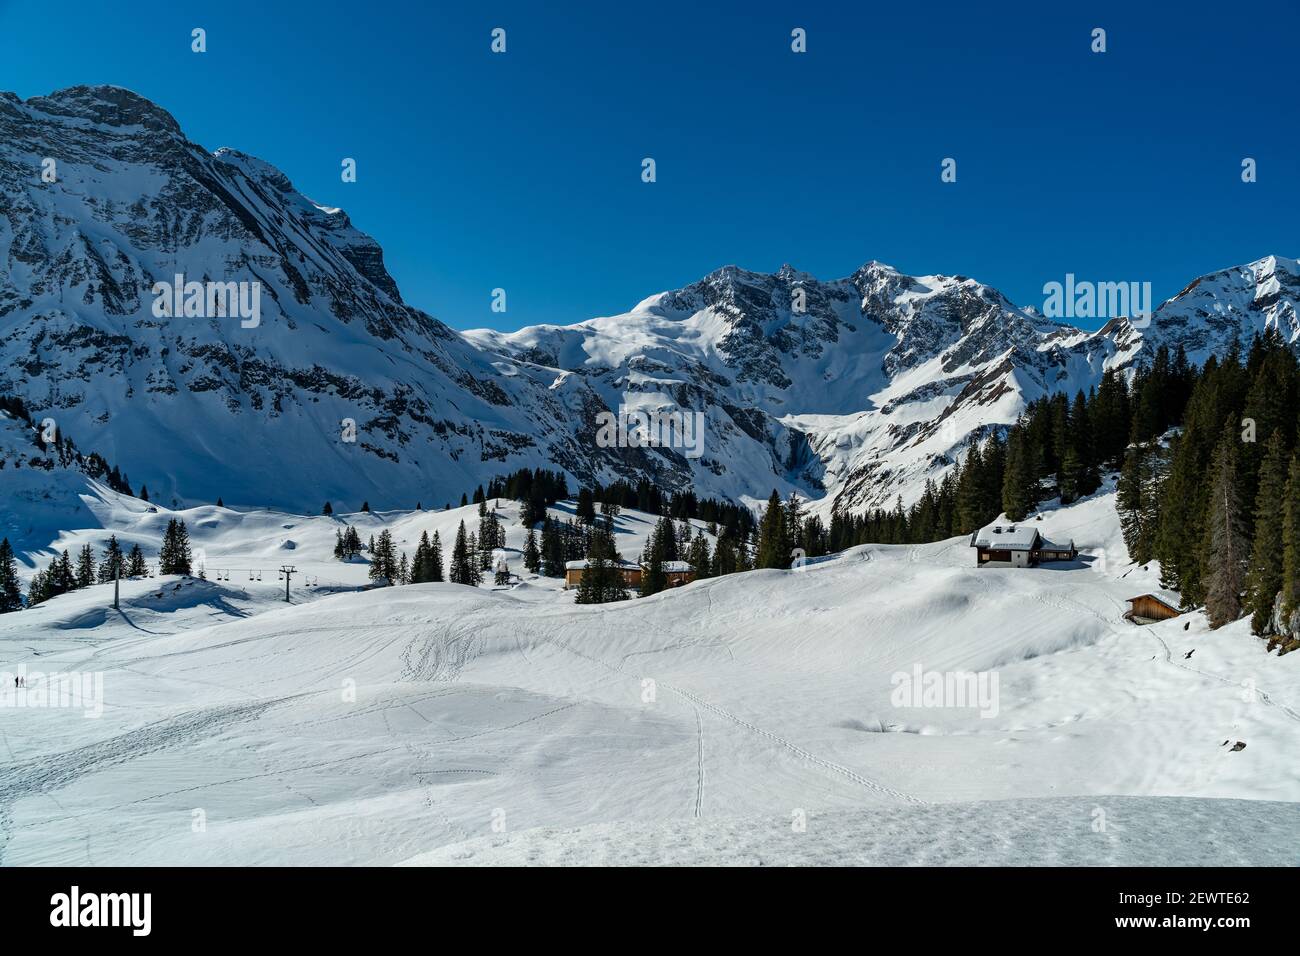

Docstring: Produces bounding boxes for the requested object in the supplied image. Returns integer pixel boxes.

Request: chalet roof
[565,559,640,571]
[659,561,694,573]
[1037,537,1076,552]
[970,522,1041,550]
[1127,590,1182,612]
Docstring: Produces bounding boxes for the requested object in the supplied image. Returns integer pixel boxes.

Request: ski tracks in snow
[1146,629,1300,725]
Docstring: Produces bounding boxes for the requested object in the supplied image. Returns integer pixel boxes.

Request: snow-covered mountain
[3,85,1298,516]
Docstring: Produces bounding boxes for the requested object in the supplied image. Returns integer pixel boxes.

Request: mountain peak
[21,85,182,135]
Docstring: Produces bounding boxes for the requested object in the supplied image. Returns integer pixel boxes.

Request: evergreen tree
[540,517,565,578]
[368,530,399,585]
[361,501,371,513]
[449,521,477,586]
[429,531,445,582]
[712,535,737,576]
[575,524,629,604]
[159,519,193,575]
[322,501,333,516]
[126,543,149,577]
[411,531,432,583]
[755,490,789,569]
[1001,423,1036,522]
[687,532,712,579]
[523,528,540,574]
[640,518,673,596]
[1281,456,1300,630]
[576,488,597,525]
[0,538,22,612]
[75,543,96,588]
[97,535,124,584]
[1202,425,1249,628]
[1244,431,1288,634]
[53,550,76,593]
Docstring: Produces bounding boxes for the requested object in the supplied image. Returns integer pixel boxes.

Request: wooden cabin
[970,521,1077,567]
[564,559,642,590]
[660,561,696,588]
[1125,592,1183,624]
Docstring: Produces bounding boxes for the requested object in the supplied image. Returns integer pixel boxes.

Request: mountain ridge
[2,85,1298,516]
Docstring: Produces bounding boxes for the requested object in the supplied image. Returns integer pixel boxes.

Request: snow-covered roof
[1128,590,1182,611]
[565,559,640,571]
[659,561,694,573]
[970,522,1040,550]
[1037,537,1075,552]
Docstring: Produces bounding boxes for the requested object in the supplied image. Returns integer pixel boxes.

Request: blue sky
[2,0,1296,331]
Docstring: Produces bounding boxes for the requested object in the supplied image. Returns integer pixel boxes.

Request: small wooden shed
[1125,592,1183,624]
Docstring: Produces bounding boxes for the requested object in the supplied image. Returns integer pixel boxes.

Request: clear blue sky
[2,0,1296,331]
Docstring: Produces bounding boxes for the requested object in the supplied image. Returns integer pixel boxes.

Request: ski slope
[0,484,1296,866]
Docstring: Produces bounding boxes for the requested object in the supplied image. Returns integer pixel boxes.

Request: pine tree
[687,532,712,579]
[576,488,597,525]
[322,501,333,516]
[53,550,76,593]
[575,524,628,604]
[361,501,371,513]
[755,490,789,569]
[98,535,124,584]
[0,538,22,612]
[523,528,540,574]
[159,519,192,575]
[411,531,432,583]
[368,530,399,585]
[140,484,149,503]
[397,552,410,586]
[1001,423,1035,522]
[1244,431,1288,634]
[639,517,679,596]
[429,531,444,582]
[540,517,565,578]
[1281,456,1300,631]
[712,535,737,576]
[75,543,96,588]
[1203,425,1249,628]
[449,521,477,586]
[126,543,148,577]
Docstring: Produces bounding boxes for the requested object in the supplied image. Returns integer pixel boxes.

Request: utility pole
[279,565,296,603]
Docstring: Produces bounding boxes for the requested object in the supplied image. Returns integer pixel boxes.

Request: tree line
[1119,329,1300,634]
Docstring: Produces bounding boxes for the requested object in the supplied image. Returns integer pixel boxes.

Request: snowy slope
[0,487,1295,866]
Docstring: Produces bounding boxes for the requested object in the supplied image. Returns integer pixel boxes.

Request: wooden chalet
[970,521,1077,567]
[660,561,696,588]
[564,559,642,590]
